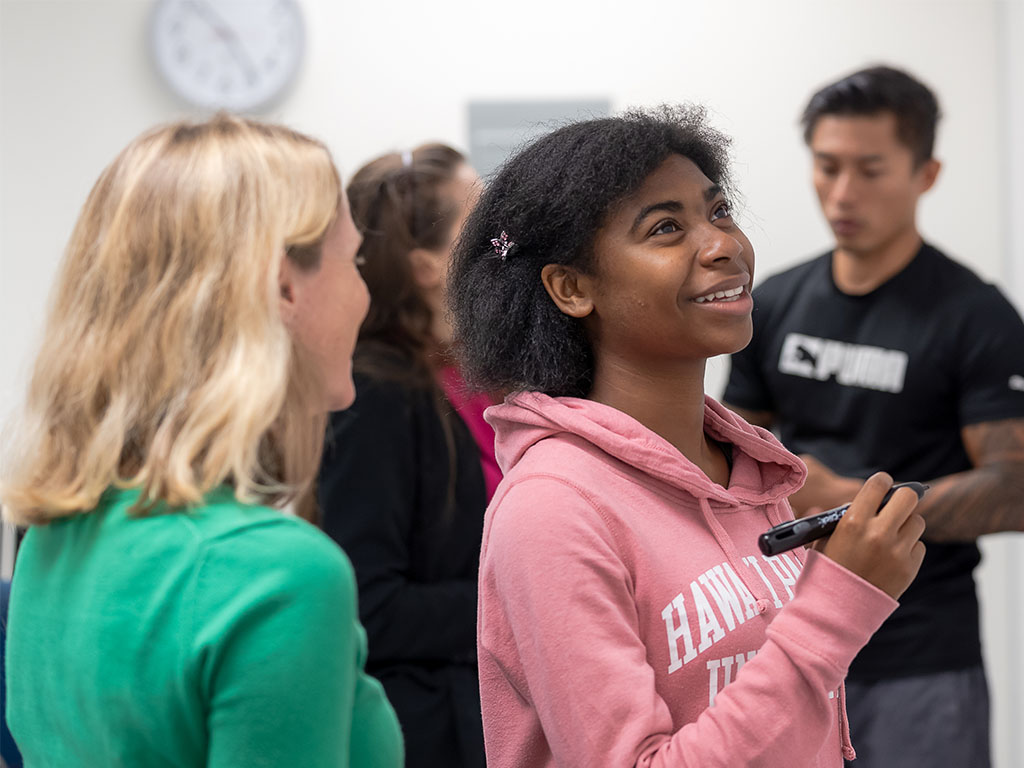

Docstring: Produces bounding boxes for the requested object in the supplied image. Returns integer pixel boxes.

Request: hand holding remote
[819,472,927,599]
[759,480,928,556]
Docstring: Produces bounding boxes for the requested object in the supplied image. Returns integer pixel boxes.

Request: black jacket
[317,352,487,768]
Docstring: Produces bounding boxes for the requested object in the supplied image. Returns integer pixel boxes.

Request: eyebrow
[631,185,723,232]
[814,152,886,164]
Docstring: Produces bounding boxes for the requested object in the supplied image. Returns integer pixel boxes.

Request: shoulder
[753,252,831,301]
[328,369,419,438]
[351,342,434,396]
[348,370,415,412]
[354,340,415,373]
[918,245,1022,323]
[190,496,355,600]
[186,510,360,661]
[340,343,443,420]
[503,432,618,498]
[483,473,624,592]
[487,453,620,554]
[493,467,601,518]
[916,244,987,291]
[747,253,832,334]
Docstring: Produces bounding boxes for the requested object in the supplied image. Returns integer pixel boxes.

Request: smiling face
[577,154,754,371]
[810,112,939,257]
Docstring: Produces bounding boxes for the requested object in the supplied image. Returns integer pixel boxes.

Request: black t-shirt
[725,243,1024,680]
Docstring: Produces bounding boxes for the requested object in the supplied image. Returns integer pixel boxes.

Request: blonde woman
[1,115,403,767]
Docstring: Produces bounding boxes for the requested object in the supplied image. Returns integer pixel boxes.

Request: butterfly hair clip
[490,231,516,261]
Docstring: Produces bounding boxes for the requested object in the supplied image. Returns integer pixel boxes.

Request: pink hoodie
[477,392,898,768]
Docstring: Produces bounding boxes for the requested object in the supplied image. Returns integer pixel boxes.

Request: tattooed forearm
[917,418,1024,542]
[918,462,1024,541]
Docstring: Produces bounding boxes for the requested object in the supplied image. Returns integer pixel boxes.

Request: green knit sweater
[6,487,403,767]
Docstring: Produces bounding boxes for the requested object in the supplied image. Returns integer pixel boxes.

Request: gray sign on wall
[468,99,611,179]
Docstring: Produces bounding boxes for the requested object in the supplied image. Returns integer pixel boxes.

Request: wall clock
[150,0,305,112]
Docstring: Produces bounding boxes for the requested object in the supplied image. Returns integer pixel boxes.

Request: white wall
[984,0,1024,765]
[1,0,1011,416]
[1,0,1021,764]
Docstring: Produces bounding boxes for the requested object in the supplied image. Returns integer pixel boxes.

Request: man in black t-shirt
[725,66,1024,768]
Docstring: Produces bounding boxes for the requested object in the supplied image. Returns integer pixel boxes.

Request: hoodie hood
[486,391,806,509]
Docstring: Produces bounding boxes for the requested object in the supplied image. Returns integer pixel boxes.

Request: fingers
[897,511,927,552]
[842,472,893,524]
[878,486,922,530]
[823,473,927,600]
[909,538,927,571]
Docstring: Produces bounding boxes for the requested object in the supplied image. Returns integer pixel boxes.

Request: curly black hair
[801,65,941,166]
[447,104,735,398]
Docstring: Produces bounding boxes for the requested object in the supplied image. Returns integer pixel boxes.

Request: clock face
[150,0,305,112]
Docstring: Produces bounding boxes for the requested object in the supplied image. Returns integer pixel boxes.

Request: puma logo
[778,333,908,394]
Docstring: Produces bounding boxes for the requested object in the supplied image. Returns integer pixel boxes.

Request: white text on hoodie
[662,553,805,674]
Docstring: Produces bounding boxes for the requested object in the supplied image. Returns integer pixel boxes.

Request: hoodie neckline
[485,391,806,511]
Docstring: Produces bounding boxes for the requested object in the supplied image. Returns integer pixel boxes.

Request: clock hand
[187,0,259,84]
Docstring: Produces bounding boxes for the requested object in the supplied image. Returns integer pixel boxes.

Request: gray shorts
[844,666,990,768]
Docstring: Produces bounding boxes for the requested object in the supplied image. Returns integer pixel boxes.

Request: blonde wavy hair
[1,114,342,525]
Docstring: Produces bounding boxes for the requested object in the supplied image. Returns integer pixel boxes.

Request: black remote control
[758,481,929,556]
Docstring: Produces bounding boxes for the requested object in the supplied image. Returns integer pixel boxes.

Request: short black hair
[801,65,941,166]
[447,105,734,398]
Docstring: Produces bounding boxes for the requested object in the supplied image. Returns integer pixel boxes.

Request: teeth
[695,286,744,303]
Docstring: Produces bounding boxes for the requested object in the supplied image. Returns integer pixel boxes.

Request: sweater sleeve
[480,477,896,768]
[191,520,403,768]
[318,377,477,662]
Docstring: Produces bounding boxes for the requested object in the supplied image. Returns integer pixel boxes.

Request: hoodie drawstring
[697,497,772,616]
[701,496,852,758]
[838,682,856,760]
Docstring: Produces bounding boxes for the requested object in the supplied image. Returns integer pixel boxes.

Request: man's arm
[916,417,1024,542]
[722,402,860,517]
[786,418,1024,539]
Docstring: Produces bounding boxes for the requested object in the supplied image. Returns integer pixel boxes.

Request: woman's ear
[409,247,444,290]
[540,264,594,318]
[279,254,299,329]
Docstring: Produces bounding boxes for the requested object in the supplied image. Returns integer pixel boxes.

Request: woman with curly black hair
[447,106,927,768]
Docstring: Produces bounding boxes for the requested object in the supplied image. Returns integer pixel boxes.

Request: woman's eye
[652,220,680,236]
[711,202,733,222]
[354,253,367,267]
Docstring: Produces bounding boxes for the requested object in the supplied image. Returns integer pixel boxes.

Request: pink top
[438,365,502,501]
[477,392,898,768]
